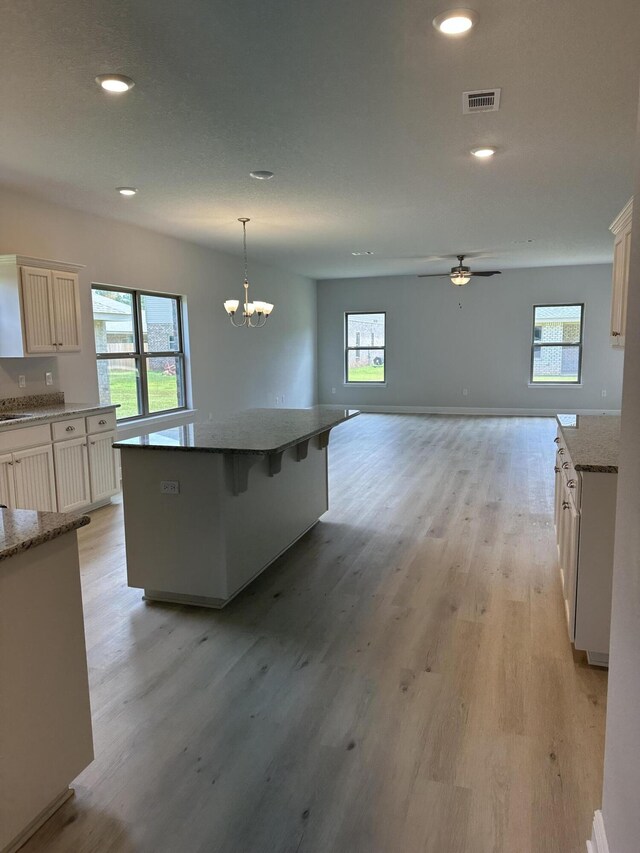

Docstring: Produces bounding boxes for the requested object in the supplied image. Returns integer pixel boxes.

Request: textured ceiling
[0,0,639,279]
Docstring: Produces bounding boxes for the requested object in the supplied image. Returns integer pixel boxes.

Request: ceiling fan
[418,254,502,286]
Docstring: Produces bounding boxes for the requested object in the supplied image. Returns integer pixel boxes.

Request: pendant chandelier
[223,218,274,327]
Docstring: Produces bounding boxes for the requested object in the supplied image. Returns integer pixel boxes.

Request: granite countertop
[0,392,118,430]
[556,413,621,473]
[114,406,360,454]
[0,509,90,562]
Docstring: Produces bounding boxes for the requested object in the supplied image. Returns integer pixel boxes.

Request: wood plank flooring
[22,414,607,853]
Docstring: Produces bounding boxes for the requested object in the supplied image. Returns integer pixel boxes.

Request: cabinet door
[51,271,82,352]
[20,267,56,353]
[13,444,57,512]
[88,432,119,503]
[0,453,16,508]
[618,228,632,346]
[54,437,91,512]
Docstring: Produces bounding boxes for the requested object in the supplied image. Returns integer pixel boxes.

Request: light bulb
[432,9,478,35]
[224,300,239,314]
[96,74,135,93]
[451,273,471,286]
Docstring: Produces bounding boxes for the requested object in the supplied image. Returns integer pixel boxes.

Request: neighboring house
[533,304,582,379]
[348,314,385,366]
[92,291,178,402]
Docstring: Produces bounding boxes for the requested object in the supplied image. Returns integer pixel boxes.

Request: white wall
[600,99,640,852]
[0,186,317,422]
[317,265,623,412]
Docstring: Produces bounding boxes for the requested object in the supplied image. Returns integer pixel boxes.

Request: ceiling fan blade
[418,273,450,278]
[470,270,502,276]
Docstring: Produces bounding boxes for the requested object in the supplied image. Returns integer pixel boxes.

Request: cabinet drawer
[0,423,52,453]
[87,411,117,434]
[52,418,86,441]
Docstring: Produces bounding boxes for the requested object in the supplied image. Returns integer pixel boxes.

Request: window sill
[527,384,583,389]
[343,383,387,388]
[116,408,197,439]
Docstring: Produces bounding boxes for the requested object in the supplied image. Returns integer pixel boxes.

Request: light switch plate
[18,375,26,388]
[161,480,180,495]
[45,372,53,386]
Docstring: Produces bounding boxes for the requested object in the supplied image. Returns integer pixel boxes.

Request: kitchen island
[115,407,359,608]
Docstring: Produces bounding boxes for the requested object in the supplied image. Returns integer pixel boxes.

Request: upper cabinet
[610,198,633,348]
[0,255,84,356]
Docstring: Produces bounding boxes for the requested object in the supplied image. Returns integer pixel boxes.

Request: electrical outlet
[601,389,607,398]
[160,480,180,495]
[462,388,469,396]
[18,375,26,388]
[45,372,53,386]
[331,387,336,395]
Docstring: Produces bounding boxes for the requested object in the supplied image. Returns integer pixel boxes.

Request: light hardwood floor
[23,415,607,853]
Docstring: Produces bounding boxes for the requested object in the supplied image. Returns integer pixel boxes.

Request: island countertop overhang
[113,406,360,455]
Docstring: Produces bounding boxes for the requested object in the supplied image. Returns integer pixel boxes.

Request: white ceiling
[1,0,639,279]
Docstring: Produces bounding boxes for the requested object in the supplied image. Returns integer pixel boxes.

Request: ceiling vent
[462,88,501,114]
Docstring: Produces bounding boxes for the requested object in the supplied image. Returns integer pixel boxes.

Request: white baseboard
[587,810,610,853]
[331,404,621,417]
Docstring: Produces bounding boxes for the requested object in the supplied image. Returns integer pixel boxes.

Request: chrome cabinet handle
[567,479,577,488]
[90,441,96,445]
[612,331,621,337]
[8,461,13,466]
[562,461,570,469]
[15,458,21,464]
[554,437,560,443]
[66,425,75,432]
[98,419,107,425]
[554,466,560,473]
[562,501,570,509]
[558,448,565,455]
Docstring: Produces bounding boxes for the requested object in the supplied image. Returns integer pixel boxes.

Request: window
[92,286,187,420]
[345,312,386,383]
[530,304,584,384]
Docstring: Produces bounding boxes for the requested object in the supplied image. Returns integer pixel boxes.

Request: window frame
[92,284,188,422]
[344,311,387,385]
[529,303,584,386]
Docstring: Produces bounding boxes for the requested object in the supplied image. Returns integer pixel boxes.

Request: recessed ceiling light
[432,8,478,35]
[250,170,275,180]
[352,251,374,256]
[96,74,135,93]
[471,147,496,158]
[116,187,138,196]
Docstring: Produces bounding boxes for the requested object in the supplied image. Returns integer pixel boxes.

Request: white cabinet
[0,409,119,514]
[12,445,57,512]
[0,255,84,357]
[609,198,633,347]
[21,266,82,353]
[88,432,119,503]
[54,437,91,512]
[0,453,16,508]
[554,427,616,666]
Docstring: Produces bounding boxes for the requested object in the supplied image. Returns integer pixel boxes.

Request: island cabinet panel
[0,528,94,853]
